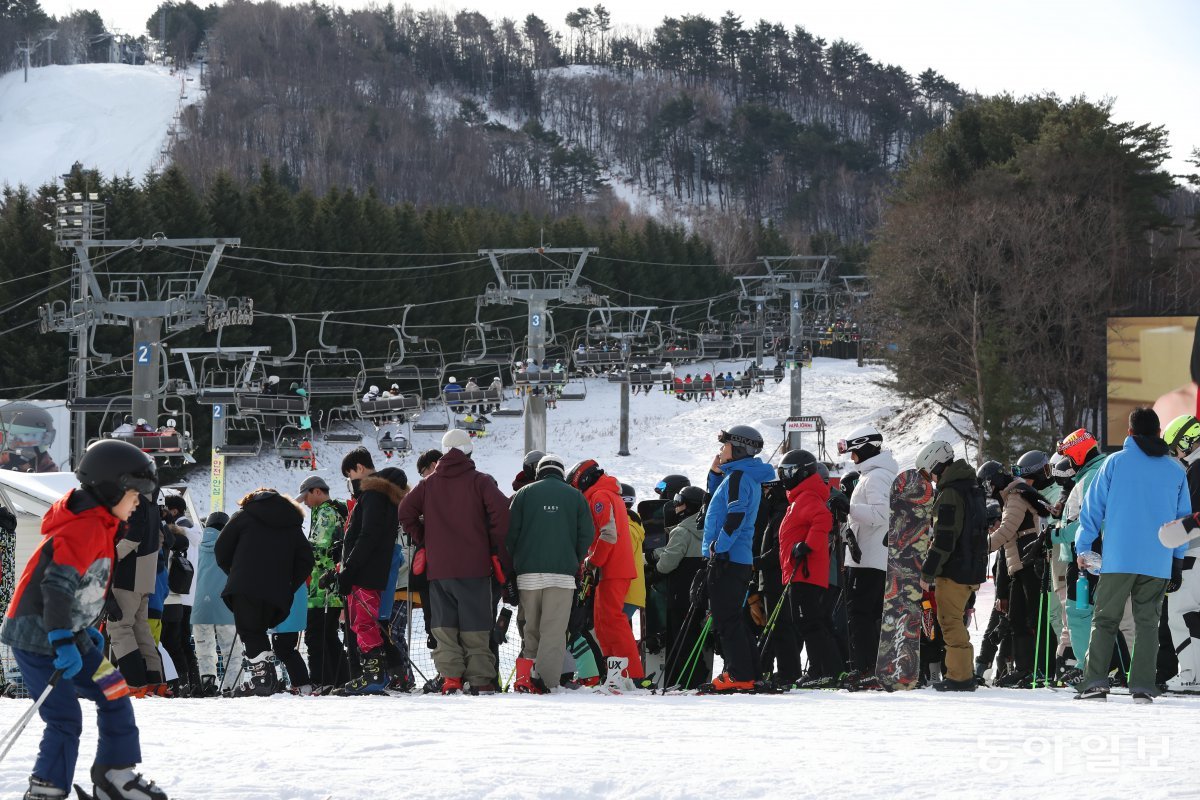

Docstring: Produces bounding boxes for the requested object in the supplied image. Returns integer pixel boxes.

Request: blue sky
[42,0,1200,178]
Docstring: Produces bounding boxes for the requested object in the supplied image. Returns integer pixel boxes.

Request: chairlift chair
[275,424,316,469]
[321,407,364,444]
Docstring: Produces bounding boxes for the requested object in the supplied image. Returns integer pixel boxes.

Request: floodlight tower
[39,197,247,465]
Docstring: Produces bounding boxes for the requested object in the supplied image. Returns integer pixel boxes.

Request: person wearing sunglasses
[837,424,896,681]
[699,425,775,693]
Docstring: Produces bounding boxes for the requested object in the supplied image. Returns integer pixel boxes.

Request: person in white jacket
[839,424,897,677]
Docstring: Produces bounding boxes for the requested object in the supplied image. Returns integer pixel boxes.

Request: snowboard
[875,469,935,690]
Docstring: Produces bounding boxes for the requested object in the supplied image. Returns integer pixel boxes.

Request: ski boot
[468,681,498,695]
[196,675,217,698]
[513,657,537,693]
[243,653,277,697]
[596,657,637,694]
[440,676,464,695]
[334,648,389,695]
[698,672,756,694]
[24,776,66,799]
[795,673,841,690]
[933,677,977,692]
[994,670,1032,689]
[84,763,168,800]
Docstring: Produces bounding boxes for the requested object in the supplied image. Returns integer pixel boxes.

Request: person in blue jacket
[701,424,776,692]
[1075,408,1192,703]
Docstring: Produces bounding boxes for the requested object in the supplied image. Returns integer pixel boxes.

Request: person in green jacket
[298,475,349,691]
[506,454,593,693]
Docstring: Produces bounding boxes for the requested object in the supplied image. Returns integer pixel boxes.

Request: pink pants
[347,587,383,652]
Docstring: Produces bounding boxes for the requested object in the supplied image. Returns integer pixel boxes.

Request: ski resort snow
[1,360,1197,799]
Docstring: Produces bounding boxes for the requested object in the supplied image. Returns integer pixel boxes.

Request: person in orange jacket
[567,459,643,691]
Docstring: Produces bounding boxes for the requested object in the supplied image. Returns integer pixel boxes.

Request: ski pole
[677,615,713,691]
[0,669,63,764]
[757,559,804,673]
[657,599,699,692]
[1033,580,1045,689]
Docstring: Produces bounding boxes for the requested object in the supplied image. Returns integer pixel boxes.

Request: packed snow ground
[0,63,196,190]
[6,357,1187,799]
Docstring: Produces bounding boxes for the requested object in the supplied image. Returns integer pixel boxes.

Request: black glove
[104,593,123,622]
[502,578,519,607]
[791,541,813,561]
[828,494,850,516]
[0,506,16,534]
[317,569,339,591]
[1167,558,1186,594]
[336,569,355,595]
[846,530,863,564]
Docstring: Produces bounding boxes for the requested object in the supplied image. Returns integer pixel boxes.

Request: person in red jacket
[776,449,842,688]
[567,459,643,691]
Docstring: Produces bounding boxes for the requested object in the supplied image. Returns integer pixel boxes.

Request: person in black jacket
[215,488,314,697]
[333,449,407,695]
[916,442,988,692]
[106,488,166,694]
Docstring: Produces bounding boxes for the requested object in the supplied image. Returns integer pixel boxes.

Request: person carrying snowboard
[916,441,987,691]
[1,439,169,800]
[567,459,643,692]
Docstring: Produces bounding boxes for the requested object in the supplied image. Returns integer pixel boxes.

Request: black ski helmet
[74,439,157,508]
[720,424,764,460]
[204,511,230,530]
[673,485,706,511]
[777,449,818,490]
[522,449,546,480]
[655,474,691,499]
[567,459,604,494]
[618,482,636,509]
[1014,450,1050,479]
[976,460,1009,497]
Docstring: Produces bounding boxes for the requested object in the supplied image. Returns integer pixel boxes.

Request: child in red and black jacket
[0,439,168,800]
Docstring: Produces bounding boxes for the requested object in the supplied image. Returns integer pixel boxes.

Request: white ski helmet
[448,376,457,384]
[915,440,955,477]
[838,424,883,455]
[369,385,380,394]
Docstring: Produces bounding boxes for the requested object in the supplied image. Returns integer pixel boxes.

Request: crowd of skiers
[2,404,1198,798]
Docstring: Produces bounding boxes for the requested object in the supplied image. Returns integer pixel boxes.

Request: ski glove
[48,629,83,679]
[1167,558,1186,594]
[791,542,813,561]
[336,570,355,596]
[103,593,123,622]
[86,626,105,652]
[317,569,339,591]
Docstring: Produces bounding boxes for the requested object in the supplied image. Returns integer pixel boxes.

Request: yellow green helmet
[1163,414,1200,456]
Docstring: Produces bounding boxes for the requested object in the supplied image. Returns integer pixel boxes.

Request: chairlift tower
[39,204,247,466]
[587,304,657,457]
[479,247,603,454]
[758,256,837,452]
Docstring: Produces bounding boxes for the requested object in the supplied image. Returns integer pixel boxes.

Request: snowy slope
[0,63,196,190]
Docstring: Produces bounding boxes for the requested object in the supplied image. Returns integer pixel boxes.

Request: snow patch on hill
[0,63,199,190]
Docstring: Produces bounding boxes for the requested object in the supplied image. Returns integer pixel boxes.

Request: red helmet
[1056,428,1097,467]
[566,458,603,494]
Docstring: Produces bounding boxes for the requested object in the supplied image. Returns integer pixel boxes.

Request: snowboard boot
[440,676,464,695]
[1131,692,1154,704]
[933,678,977,692]
[197,675,217,698]
[334,648,389,695]
[88,764,167,800]
[247,653,277,697]
[598,657,636,694]
[1074,685,1109,701]
[698,671,756,694]
[24,776,67,799]
[513,657,536,693]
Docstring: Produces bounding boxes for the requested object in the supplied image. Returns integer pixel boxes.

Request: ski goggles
[655,479,668,495]
[119,470,159,498]
[836,433,882,455]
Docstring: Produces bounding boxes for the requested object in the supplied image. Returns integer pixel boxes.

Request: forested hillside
[172,2,966,253]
